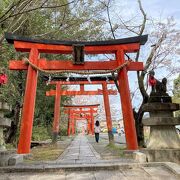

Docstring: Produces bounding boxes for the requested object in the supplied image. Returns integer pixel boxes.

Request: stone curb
[57,136,75,160]
[163,162,180,178]
[88,142,101,159]
[0,162,179,176]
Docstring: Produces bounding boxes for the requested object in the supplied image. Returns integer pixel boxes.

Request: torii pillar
[90,107,95,135]
[87,115,92,134]
[116,49,138,150]
[67,109,71,136]
[52,83,61,143]
[71,113,75,135]
[18,48,39,154]
[102,82,114,143]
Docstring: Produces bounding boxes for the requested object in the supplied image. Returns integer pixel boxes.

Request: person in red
[0,68,8,86]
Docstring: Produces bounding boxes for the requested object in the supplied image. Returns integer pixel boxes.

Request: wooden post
[80,84,84,92]
[88,115,92,135]
[52,83,61,143]
[67,109,71,136]
[69,109,73,135]
[72,114,75,135]
[102,82,114,144]
[116,50,138,150]
[18,48,39,154]
[91,108,95,135]
[87,117,90,134]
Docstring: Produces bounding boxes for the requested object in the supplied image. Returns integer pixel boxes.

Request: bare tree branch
[106,0,116,39]
[119,17,139,35]
[0,0,22,20]
[138,0,146,35]
[0,0,75,24]
[97,0,116,39]
[144,33,166,71]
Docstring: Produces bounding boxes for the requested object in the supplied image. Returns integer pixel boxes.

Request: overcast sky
[115,0,180,22]
[142,0,180,21]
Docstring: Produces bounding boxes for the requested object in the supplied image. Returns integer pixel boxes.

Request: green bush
[59,128,67,136]
[32,126,51,141]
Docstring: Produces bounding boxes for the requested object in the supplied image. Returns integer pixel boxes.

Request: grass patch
[24,137,74,163]
[105,143,126,157]
[87,135,128,158]
[24,144,64,163]
[106,143,125,150]
[5,143,15,149]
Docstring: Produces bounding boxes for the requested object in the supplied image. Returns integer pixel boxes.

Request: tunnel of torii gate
[63,104,100,136]
[45,76,117,143]
[5,32,148,153]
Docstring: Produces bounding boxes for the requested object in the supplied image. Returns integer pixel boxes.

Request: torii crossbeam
[6,33,148,153]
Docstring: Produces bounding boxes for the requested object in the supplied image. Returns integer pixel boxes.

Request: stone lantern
[142,73,180,163]
[0,101,11,150]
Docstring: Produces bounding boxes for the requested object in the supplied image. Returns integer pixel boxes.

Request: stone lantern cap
[0,102,11,112]
[0,117,11,127]
[142,103,180,112]
[0,101,11,127]
[143,117,180,126]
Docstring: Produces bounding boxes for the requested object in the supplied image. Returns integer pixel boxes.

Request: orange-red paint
[17,48,39,154]
[46,89,117,96]
[53,83,61,134]
[9,59,143,71]
[49,81,115,85]
[116,50,138,150]
[102,82,113,132]
[90,108,95,135]
[67,109,71,136]
[14,41,140,54]
[64,109,97,114]
[65,107,98,136]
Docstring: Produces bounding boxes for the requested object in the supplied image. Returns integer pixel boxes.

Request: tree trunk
[134,94,149,147]
[134,71,149,147]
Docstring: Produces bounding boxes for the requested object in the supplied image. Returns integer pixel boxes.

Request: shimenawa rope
[23,57,131,75]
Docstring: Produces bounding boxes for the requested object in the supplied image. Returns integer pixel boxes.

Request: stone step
[0,161,179,178]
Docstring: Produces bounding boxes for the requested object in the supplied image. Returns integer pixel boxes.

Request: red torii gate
[46,79,117,142]
[72,110,97,135]
[64,105,99,136]
[72,113,94,135]
[6,33,147,153]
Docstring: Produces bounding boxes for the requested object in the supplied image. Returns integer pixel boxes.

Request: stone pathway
[0,135,179,179]
[57,134,101,164]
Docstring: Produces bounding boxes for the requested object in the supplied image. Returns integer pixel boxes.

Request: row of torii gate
[5,32,148,154]
[45,76,118,142]
[63,104,100,136]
